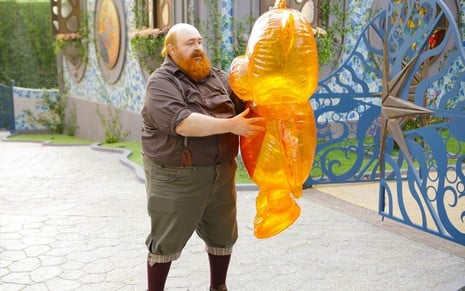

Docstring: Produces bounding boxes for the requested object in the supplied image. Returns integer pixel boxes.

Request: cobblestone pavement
[1,135,465,290]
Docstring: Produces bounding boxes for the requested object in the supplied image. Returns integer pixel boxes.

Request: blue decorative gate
[378,0,465,246]
[305,0,465,246]
[0,80,15,131]
[305,10,385,185]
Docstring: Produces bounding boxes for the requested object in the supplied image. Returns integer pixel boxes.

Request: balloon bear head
[230,1,319,105]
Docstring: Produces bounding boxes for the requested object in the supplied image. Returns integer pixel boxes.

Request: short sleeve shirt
[141,57,244,167]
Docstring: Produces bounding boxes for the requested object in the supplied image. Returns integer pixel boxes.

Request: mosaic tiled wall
[13,87,59,131]
[220,0,234,70]
[461,0,465,39]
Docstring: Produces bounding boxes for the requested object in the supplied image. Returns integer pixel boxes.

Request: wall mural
[95,0,126,84]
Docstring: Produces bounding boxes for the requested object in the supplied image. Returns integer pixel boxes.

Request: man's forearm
[175,113,232,137]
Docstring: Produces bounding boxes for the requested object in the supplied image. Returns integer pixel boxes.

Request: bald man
[141,23,263,291]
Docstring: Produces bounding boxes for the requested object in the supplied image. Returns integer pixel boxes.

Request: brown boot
[210,285,228,291]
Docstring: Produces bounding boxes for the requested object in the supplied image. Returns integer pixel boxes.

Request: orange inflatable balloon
[229,0,318,238]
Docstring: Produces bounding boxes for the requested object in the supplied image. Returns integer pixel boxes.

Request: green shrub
[96,94,129,144]
[0,1,57,88]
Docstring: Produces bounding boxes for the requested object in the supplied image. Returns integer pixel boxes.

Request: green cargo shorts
[143,155,238,263]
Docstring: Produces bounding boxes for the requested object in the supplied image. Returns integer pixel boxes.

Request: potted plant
[130,26,169,73]
[54,32,87,66]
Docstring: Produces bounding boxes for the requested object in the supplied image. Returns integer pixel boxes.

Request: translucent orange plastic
[229,0,318,239]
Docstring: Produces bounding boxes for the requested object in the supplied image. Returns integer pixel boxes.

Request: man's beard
[177,50,212,81]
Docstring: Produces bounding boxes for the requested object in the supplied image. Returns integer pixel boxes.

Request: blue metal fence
[0,80,15,131]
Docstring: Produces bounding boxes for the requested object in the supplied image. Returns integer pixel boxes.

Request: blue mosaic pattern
[221,0,234,69]
[460,0,465,39]
[342,0,375,62]
[13,87,59,130]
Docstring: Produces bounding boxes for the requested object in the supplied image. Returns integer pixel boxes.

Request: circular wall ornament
[64,43,87,82]
[95,0,126,84]
[51,0,87,82]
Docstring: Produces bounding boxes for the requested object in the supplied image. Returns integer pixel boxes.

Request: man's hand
[229,108,264,137]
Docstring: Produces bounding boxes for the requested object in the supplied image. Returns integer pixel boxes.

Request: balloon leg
[254,187,301,238]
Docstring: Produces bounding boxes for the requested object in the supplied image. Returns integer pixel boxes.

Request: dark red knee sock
[147,261,171,291]
[208,254,231,289]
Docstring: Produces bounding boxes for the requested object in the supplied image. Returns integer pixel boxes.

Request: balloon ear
[229,55,252,101]
[280,13,295,57]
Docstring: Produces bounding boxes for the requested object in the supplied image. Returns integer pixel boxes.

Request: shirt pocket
[203,93,235,118]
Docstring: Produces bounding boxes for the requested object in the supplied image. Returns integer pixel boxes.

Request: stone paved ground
[1,136,465,290]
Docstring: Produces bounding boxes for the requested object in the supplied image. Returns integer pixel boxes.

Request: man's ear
[168,44,176,57]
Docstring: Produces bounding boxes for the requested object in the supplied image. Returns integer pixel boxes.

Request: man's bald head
[161,23,211,81]
[161,23,202,58]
